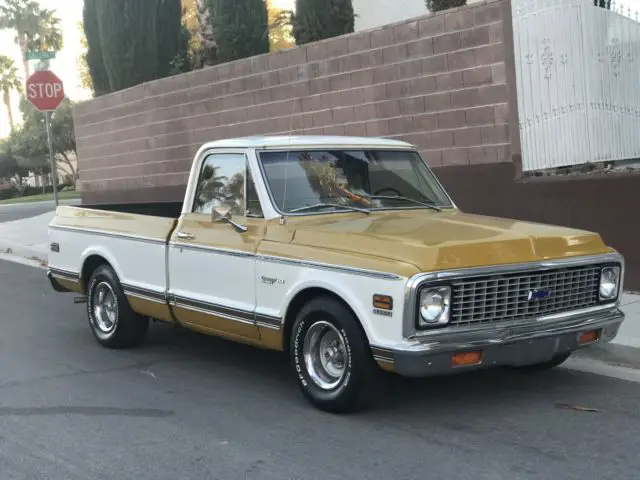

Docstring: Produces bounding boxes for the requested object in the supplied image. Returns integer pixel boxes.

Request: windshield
[257,149,453,214]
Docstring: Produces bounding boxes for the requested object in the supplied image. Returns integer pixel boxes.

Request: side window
[192,153,263,218]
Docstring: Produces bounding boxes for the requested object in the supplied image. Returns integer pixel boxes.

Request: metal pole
[45,110,59,207]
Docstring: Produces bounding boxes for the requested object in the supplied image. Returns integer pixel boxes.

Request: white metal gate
[512,0,640,171]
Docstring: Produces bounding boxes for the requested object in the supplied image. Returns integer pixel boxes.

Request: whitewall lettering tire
[290,296,379,413]
[86,264,149,349]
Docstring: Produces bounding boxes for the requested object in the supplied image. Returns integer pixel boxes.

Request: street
[0,200,78,223]
[0,260,639,479]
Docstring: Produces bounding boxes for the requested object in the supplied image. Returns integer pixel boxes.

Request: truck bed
[79,201,183,219]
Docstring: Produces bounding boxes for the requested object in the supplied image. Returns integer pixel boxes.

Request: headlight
[418,286,451,327]
[599,266,620,301]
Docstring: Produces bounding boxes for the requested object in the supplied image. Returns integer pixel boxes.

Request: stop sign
[26,70,65,111]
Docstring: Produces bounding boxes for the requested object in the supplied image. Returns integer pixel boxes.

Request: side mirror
[211,206,248,233]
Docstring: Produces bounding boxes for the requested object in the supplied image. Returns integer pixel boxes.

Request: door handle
[176,231,195,240]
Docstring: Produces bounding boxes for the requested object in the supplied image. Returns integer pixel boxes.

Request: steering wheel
[373,187,402,197]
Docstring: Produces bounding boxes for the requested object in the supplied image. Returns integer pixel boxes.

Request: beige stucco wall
[353,0,483,32]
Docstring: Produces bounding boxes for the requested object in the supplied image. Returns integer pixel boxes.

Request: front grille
[448,264,603,327]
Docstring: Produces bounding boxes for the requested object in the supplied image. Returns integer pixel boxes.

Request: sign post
[25,70,65,207]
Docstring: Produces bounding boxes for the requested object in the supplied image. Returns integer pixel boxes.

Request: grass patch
[0,190,81,205]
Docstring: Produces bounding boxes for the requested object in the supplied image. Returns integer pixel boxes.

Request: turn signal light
[373,294,393,311]
[452,351,483,367]
[579,330,601,345]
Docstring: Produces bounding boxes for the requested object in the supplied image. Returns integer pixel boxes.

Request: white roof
[201,135,415,150]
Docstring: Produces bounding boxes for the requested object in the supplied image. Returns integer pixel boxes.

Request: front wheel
[86,264,149,349]
[290,296,379,413]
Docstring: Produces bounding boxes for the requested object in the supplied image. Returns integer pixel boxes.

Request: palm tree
[0,55,22,131]
[0,0,63,78]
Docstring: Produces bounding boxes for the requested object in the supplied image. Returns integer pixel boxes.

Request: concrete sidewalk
[0,210,638,360]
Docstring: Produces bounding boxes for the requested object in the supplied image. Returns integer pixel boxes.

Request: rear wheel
[86,264,149,349]
[290,296,379,413]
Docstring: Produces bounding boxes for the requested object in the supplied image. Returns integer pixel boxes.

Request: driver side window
[192,153,262,217]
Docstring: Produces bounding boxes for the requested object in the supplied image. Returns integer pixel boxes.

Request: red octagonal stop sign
[26,70,65,111]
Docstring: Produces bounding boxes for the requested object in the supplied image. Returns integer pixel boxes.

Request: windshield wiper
[369,195,443,212]
[289,203,371,215]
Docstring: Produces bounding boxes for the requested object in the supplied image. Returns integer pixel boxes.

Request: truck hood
[286,210,611,274]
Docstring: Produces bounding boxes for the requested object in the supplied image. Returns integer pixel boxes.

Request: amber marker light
[373,294,393,311]
[579,330,601,345]
[451,351,483,367]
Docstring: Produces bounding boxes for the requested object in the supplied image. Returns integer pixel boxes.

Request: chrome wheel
[92,281,118,334]
[303,321,348,390]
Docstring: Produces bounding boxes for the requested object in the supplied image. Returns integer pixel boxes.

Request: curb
[0,198,81,209]
[573,342,640,370]
[0,239,48,268]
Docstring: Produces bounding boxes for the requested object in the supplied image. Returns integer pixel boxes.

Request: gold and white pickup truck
[47,135,625,412]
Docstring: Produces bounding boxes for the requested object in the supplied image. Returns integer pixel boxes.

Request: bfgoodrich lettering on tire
[290,295,379,413]
[86,264,149,349]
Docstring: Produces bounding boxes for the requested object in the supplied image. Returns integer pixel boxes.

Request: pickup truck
[47,135,625,413]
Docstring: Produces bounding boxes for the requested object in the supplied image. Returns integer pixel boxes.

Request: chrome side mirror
[211,206,248,233]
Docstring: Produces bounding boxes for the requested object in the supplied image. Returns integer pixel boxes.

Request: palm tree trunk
[2,89,14,130]
[19,38,30,79]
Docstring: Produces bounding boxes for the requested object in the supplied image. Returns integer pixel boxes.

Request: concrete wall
[71,0,640,290]
[74,0,513,204]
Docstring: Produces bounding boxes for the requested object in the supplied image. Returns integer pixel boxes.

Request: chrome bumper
[382,306,625,377]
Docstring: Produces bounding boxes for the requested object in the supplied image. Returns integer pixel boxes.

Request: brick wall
[73,0,516,204]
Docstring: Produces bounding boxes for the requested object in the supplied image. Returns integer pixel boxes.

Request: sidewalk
[0,210,638,362]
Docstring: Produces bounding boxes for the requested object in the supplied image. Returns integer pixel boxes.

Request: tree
[0,150,28,183]
[0,55,22,131]
[157,0,188,77]
[594,0,611,8]
[185,0,218,67]
[290,0,354,45]
[267,0,294,52]
[81,2,108,96]
[208,0,270,63]
[4,96,78,184]
[0,0,63,78]
[425,0,466,12]
[82,0,189,95]
[77,21,93,93]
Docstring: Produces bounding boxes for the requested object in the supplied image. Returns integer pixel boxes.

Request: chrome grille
[449,265,602,326]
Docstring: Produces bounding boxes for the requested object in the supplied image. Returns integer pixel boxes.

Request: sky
[0,0,295,138]
[1,0,639,138]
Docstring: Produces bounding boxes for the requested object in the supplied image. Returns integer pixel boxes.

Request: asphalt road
[0,199,80,223]
[0,202,56,223]
[2,260,640,480]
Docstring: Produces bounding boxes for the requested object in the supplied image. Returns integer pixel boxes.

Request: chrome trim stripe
[373,356,395,364]
[255,314,282,329]
[49,267,80,281]
[174,295,253,321]
[256,321,281,330]
[172,295,282,328]
[169,242,254,258]
[49,224,166,245]
[371,346,395,362]
[50,225,401,280]
[257,254,402,280]
[172,299,255,326]
[122,284,166,304]
[402,252,625,339]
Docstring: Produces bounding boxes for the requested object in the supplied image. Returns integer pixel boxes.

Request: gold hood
[281,209,613,276]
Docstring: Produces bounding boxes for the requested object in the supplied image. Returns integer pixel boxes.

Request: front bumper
[384,306,624,377]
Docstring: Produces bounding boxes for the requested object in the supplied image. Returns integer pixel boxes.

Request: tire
[86,264,149,349]
[515,352,571,372]
[290,296,379,413]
